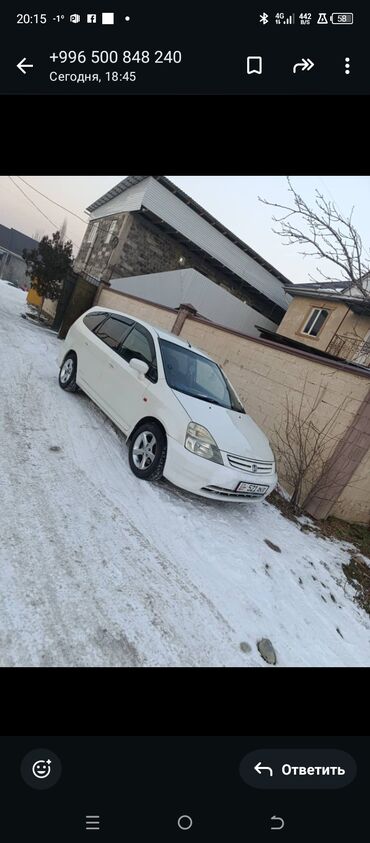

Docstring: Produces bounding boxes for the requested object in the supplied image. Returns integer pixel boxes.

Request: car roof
[86,306,213,360]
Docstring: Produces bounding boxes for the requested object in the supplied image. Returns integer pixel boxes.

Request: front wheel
[59,353,78,393]
[128,422,167,481]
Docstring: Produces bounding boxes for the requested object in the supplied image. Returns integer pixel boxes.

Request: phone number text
[49,50,182,64]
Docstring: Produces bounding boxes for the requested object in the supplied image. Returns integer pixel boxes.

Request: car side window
[83,312,108,332]
[94,315,134,350]
[118,325,158,382]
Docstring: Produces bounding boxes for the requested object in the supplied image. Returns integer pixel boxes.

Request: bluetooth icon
[259,12,269,24]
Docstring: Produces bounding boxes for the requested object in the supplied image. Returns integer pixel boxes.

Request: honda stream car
[58,307,277,502]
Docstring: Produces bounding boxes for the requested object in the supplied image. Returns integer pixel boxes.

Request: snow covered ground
[1,277,370,667]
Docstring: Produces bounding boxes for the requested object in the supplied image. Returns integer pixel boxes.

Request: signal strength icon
[283,13,295,24]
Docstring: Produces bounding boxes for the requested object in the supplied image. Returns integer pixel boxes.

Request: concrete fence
[97,286,370,524]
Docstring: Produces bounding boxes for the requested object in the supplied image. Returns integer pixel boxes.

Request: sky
[1,175,369,284]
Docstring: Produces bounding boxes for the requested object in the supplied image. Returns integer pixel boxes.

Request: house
[275,286,370,367]
[0,225,39,288]
[255,282,370,369]
[73,176,293,331]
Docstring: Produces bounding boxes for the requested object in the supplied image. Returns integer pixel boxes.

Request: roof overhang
[86,175,292,288]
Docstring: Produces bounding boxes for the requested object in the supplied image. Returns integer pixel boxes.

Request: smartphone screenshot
[0,6,368,836]
[1,736,365,841]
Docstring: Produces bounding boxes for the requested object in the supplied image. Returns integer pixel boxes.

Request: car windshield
[159,339,245,413]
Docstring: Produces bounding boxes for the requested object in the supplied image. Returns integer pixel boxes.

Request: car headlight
[184,422,223,465]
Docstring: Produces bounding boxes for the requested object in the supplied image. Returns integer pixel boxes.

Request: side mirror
[129,357,149,376]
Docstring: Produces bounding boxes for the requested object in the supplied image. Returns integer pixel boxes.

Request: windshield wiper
[174,388,224,406]
[193,394,224,405]
[174,386,245,411]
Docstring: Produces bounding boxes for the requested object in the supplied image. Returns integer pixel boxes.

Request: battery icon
[330,12,354,24]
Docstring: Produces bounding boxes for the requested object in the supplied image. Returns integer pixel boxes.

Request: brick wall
[178,318,370,504]
[74,213,126,278]
[304,390,370,522]
[98,288,176,332]
[333,441,370,522]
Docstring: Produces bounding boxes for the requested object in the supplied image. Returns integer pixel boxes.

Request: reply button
[239,749,357,789]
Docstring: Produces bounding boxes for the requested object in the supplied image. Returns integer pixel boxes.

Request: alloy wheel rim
[132,431,157,470]
[60,359,73,383]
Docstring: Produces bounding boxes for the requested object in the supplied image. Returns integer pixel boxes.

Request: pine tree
[23,231,74,321]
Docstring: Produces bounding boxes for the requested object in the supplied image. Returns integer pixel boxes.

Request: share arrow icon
[293,57,315,73]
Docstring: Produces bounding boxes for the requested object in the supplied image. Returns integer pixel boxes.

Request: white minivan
[58,307,277,502]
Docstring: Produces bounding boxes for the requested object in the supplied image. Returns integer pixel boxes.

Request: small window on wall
[86,221,99,244]
[302,308,329,337]
[105,220,117,244]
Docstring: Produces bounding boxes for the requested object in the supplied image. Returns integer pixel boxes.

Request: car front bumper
[164,436,277,502]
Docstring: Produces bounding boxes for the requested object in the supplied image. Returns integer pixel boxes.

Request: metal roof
[86,176,292,287]
[288,280,351,292]
[0,224,39,258]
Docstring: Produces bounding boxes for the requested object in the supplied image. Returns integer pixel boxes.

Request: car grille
[202,485,267,499]
[227,454,274,474]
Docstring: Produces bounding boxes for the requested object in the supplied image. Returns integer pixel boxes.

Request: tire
[58,353,78,393]
[128,422,167,481]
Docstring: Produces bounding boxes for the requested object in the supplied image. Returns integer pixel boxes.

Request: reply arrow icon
[293,58,314,73]
[17,58,34,75]
[254,761,274,776]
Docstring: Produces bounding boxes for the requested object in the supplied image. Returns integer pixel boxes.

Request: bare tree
[260,178,370,297]
[273,378,354,511]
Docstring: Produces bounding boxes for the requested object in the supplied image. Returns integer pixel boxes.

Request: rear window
[95,315,134,349]
[83,312,107,332]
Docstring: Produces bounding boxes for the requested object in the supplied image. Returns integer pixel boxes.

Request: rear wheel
[59,353,78,393]
[128,422,167,481]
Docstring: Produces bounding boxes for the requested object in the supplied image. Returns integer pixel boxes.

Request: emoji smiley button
[21,749,62,790]
[32,759,52,779]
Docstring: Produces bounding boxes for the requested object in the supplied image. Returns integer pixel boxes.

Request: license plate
[236,482,269,494]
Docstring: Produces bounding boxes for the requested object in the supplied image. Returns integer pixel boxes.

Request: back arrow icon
[293,58,314,73]
[270,816,285,831]
[17,58,34,75]
[254,762,273,776]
